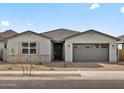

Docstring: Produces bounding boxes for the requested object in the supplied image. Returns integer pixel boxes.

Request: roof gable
[0,29,17,38]
[117,35,124,41]
[0,36,5,42]
[7,30,53,40]
[41,28,80,41]
[64,29,119,41]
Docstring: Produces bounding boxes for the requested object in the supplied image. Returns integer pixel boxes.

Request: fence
[119,49,124,61]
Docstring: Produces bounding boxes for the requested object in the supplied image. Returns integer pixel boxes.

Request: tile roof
[0,29,17,38]
[41,28,80,41]
[0,36,5,41]
[7,30,53,40]
[117,35,124,41]
[64,29,119,40]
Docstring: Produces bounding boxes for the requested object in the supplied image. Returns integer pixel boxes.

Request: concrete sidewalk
[0,71,124,80]
[0,71,79,74]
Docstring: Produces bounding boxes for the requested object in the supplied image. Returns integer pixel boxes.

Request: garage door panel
[73,44,109,62]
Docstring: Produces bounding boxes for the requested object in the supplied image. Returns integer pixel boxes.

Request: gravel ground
[0,61,124,71]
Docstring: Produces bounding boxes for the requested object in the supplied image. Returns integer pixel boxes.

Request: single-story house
[0,28,120,63]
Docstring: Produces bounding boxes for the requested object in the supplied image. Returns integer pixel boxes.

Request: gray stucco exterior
[64,30,118,62]
[0,29,119,63]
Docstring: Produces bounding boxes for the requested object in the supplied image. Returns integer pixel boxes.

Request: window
[122,44,124,49]
[94,44,99,48]
[81,45,90,48]
[22,43,28,54]
[22,49,28,54]
[101,44,109,48]
[30,43,36,54]
[22,42,36,54]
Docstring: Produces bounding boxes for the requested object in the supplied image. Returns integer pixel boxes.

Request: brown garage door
[73,44,109,62]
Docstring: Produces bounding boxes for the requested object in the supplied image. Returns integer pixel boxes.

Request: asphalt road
[0,80,124,89]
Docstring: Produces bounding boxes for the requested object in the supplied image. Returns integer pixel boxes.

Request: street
[0,80,124,89]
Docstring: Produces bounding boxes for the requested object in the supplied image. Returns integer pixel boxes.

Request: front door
[53,43,63,60]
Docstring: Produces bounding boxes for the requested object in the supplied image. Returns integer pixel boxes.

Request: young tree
[8,48,16,70]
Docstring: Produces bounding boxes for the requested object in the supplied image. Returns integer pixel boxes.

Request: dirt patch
[0,62,124,71]
[44,62,103,68]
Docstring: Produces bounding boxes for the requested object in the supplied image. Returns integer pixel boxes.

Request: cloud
[26,23,33,26]
[0,21,10,26]
[120,7,124,13]
[89,3,100,10]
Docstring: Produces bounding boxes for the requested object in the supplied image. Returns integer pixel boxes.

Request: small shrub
[8,67,12,70]
[50,68,54,70]
[64,63,67,68]
[39,62,42,65]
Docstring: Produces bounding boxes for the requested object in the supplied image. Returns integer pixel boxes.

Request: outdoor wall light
[112,45,114,47]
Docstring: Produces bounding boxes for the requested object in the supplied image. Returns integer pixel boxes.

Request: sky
[0,3,124,36]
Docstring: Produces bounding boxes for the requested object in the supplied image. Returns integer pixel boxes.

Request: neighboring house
[117,35,124,49]
[0,29,17,38]
[0,28,120,63]
[0,36,5,60]
[0,29,18,61]
[117,35,124,61]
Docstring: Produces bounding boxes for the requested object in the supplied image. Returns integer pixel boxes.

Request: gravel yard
[0,61,124,71]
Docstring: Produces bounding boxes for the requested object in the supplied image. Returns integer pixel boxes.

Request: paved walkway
[0,71,124,80]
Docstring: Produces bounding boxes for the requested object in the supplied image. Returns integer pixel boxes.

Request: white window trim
[21,42,37,55]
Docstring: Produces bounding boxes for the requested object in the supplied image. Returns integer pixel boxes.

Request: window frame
[21,42,37,55]
[100,44,109,48]
[122,43,124,49]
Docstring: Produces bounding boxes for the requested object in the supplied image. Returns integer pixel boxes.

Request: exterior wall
[62,43,65,60]
[0,42,4,60]
[0,42,4,48]
[65,32,118,62]
[109,43,118,62]
[7,33,51,63]
[51,42,54,60]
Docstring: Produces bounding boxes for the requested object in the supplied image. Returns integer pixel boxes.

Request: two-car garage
[73,44,109,62]
[65,30,118,62]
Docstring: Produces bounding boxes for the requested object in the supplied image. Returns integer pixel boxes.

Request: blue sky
[0,3,124,36]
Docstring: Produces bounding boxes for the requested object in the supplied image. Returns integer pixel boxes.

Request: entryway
[53,43,63,60]
[0,48,3,61]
